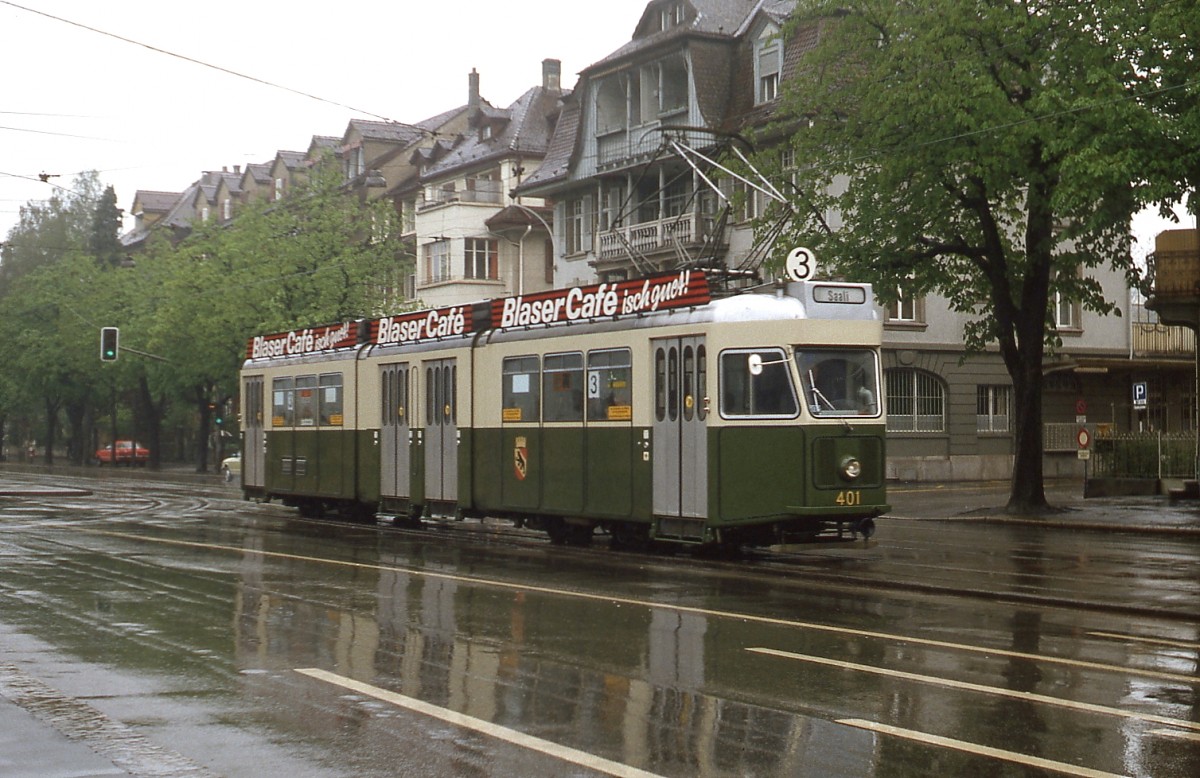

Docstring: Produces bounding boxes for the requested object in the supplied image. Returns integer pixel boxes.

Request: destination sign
[811,284,867,304]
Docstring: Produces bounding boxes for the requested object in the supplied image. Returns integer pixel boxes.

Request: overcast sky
[1,0,1191,262]
[0,0,649,236]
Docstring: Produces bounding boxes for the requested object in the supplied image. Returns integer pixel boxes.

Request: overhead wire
[0,0,431,133]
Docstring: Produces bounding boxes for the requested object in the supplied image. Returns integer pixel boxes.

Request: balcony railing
[596,119,703,170]
[1132,321,1196,357]
[418,181,504,210]
[1149,230,1200,297]
[597,212,722,259]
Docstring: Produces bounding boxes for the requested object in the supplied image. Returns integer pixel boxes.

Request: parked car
[96,441,150,465]
[221,451,241,482]
[95,440,149,465]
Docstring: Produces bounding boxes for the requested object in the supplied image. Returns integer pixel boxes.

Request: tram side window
[543,352,584,422]
[502,356,540,423]
[319,373,343,426]
[295,375,318,426]
[588,348,633,421]
[720,349,799,418]
[272,377,295,427]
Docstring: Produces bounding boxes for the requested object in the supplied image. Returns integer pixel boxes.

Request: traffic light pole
[110,380,118,467]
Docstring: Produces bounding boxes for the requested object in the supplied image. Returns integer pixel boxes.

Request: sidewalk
[886,478,1200,536]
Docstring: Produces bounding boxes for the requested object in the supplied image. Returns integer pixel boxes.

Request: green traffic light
[100,327,119,361]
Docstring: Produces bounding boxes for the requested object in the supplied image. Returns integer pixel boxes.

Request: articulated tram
[239,271,888,548]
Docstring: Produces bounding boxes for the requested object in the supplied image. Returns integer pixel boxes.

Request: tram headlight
[840,456,862,481]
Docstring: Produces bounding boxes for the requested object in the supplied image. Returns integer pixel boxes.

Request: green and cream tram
[240,271,888,548]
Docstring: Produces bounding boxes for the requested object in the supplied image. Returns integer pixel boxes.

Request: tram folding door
[242,376,265,488]
[423,359,458,503]
[652,337,708,519]
[379,364,411,498]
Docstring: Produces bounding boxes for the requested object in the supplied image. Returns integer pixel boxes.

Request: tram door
[379,363,411,498]
[242,376,265,488]
[652,337,708,518]
[423,358,458,503]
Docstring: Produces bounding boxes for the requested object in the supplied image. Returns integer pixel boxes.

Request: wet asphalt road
[0,470,1197,777]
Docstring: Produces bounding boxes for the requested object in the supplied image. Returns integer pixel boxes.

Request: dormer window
[480,124,493,141]
[659,2,685,31]
[755,25,783,105]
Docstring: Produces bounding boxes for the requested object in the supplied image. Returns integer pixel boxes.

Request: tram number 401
[836,490,863,506]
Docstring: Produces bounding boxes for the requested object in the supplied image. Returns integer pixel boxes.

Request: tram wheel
[547,520,593,546]
[609,523,650,552]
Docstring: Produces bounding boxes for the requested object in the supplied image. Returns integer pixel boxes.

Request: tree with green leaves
[89,185,125,269]
[769,1,1167,512]
[140,165,405,472]
[0,172,112,463]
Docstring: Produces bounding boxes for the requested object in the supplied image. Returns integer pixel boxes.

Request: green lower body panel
[711,424,887,526]
[471,426,650,521]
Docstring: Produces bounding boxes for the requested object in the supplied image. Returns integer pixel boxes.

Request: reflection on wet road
[1,473,1197,776]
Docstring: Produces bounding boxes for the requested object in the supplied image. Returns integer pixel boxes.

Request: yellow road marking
[1087,631,1200,650]
[749,647,1200,732]
[296,668,663,778]
[837,719,1128,778]
[80,528,1199,685]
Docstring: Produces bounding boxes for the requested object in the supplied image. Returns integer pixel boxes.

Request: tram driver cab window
[796,349,881,417]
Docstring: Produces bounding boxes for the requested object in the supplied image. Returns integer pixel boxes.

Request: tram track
[5,473,1193,623]
[262,508,1197,623]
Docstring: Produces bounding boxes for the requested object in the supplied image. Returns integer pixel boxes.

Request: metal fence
[1090,431,1198,479]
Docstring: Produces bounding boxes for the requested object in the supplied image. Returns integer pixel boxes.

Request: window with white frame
[977,385,1011,433]
[886,288,922,323]
[274,177,284,201]
[464,238,498,280]
[1054,290,1079,329]
[600,185,625,231]
[400,200,416,234]
[424,239,451,284]
[755,25,783,104]
[344,146,365,182]
[564,199,585,254]
[886,368,946,432]
[659,2,685,31]
[731,179,761,222]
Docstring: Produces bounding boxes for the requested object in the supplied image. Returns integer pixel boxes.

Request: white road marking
[837,719,1129,778]
[296,668,663,778]
[1150,728,1200,742]
[82,529,1199,686]
[748,647,1200,732]
[1087,631,1200,650]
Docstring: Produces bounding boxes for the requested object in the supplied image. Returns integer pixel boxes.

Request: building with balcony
[515,0,1156,481]
[406,61,565,307]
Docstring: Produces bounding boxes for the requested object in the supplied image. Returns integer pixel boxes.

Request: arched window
[885,368,945,432]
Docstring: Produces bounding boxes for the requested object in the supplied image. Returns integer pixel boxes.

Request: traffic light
[100,327,119,361]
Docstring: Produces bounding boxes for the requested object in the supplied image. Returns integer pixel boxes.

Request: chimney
[542,59,561,91]
[468,69,480,111]
[234,165,241,175]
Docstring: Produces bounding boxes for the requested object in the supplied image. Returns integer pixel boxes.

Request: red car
[95,440,150,465]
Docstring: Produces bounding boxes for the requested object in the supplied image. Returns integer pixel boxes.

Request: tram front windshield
[796,349,881,417]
